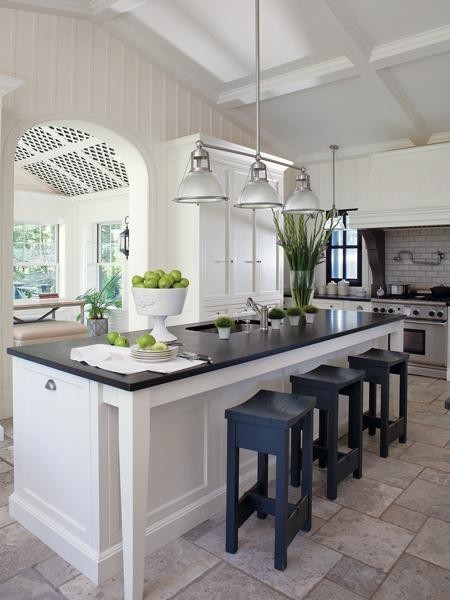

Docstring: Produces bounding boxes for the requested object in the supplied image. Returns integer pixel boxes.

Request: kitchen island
[7,311,403,600]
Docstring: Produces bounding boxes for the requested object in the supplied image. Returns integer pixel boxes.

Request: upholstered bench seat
[13,320,88,346]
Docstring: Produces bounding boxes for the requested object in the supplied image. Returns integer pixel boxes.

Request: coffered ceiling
[4,0,450,159]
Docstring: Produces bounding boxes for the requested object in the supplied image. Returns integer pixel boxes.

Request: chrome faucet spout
[246,297,268,332]
[246,297,261,319]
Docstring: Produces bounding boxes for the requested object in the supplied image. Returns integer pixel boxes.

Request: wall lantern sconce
[120,216,129,259]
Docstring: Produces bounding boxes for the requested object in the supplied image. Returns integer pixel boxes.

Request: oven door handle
[406,319,447,326]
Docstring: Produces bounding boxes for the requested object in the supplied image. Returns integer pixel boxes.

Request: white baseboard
[0,424,4,442]
[9,461,276,585]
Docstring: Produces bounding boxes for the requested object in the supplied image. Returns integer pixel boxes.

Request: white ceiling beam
[316,0,430,146]
[0,73,25,97]
[15,137,100,166]
[218,56,356,107]
[92,0,149,20]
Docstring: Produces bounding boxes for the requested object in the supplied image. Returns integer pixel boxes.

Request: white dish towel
[70,344,205,375]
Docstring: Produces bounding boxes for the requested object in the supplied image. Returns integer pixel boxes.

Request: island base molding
[10,319,403,594]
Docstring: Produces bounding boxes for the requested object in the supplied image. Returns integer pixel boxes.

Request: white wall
[0,7,256,418]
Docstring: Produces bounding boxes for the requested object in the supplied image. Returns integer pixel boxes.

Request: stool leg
[274,430,289,571]
[368,383,377,435]
[290,423,301,487]
[326,406,338,501]
[349,381,363,479]
[301,411,313,532]
[226,421,239,554]
[380,377,390,458]
[257,452,268,519]
[318,409,328,468]
[399,363,408,443]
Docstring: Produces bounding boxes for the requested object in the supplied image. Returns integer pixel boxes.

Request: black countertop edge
[312,294,372,302]
[7,312,404,393]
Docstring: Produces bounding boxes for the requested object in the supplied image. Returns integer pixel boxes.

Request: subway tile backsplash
[385,227,450,289]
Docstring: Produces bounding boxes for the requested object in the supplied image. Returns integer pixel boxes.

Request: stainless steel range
[372,297,448,378]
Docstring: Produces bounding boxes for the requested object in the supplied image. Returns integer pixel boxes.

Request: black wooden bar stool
[348,348,409,458]
[225,389,315,571]
[290,366,365,501]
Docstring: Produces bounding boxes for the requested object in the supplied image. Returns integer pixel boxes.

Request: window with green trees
[13,223,59,298]
[97,222,122,304]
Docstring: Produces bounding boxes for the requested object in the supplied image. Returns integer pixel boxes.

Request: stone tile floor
[1,374,450,599]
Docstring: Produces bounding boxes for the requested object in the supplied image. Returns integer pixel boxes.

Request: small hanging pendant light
[324,144,344,230]
[119,216,130,259]
[283,167,321,214]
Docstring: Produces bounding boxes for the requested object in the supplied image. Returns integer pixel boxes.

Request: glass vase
[290,270,315,308]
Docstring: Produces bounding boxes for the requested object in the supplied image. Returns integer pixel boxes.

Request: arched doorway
[1,115,155,420]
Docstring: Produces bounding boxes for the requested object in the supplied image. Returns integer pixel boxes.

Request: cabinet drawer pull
[213,260,226,263]
[244,260,254,263]
[256,260,262,263]
[229,259,234,263]
[45,379,57,391]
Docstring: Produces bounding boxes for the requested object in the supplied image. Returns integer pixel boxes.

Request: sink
[186,319,260,334]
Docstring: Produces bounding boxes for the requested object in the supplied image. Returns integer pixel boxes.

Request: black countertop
[313,294,372,302]
[7,311,403,392]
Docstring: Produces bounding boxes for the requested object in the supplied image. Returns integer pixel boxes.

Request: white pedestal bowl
[132,287,188,342]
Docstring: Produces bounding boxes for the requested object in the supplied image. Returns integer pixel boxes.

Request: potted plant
[269,307,285,329]
[77,274,121,337]
[214,315,234,339]
[273,211,337,308]
[286,306,303,326]
[303,304,319,324]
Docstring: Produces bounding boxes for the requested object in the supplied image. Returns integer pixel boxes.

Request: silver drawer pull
[45,379,56,391]
[213,260,226,263]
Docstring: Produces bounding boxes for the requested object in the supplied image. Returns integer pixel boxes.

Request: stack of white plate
[130,344,178,362]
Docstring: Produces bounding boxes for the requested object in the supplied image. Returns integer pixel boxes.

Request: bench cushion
[13,320,88,345]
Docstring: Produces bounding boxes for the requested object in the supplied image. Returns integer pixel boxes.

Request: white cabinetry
[313,299,345,310]
[344,300,372,312]
[165,134,285,322]
[313,299,372,311]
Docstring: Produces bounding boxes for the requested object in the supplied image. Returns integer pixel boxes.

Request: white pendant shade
[283,167,321,214]
[325,211,345,230]
[173,169,227,204]
[235,159,283,209]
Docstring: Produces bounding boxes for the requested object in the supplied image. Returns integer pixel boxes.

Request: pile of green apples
[106,331,169,351]
[131,269,189,289]
[106,331,129,347]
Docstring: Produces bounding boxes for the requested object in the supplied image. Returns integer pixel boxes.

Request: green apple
[143,270,154,280]
[173,282,184,288]
[150,342,168,351]
[137,333,156,349]
[114,335,129,347]
[106,331,119,345]
[132,275,144,286]
[165,274,175,287]
[158,275,172,289]
[144,277,159,288]
[134,282,145,288]
[179,277,190,288]
[155,269,165,278]
[170,269,182,283]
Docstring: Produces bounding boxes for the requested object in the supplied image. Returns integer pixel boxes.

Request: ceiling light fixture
[325,144,345,230]
[172,0,320,212]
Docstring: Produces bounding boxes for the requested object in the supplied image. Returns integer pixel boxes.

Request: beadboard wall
[385,227,450,288]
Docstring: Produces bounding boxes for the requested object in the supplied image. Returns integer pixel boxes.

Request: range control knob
[388,308,394,313]
[412,309,420,316]
[373,307,379,313]
[380,308,386,313]
[437,310,444,318]
[429,310,436,317]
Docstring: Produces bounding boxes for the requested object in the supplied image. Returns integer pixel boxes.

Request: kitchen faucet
[246,297,268,331]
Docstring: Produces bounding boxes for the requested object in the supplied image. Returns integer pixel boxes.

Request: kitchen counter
[8,311,403,600]
[313,294,371,302]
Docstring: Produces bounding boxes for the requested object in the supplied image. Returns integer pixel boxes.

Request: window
[326,215,362,286]
[13,223,59,298]
[97,222,122,304]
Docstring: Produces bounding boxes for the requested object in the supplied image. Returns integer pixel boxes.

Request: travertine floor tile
[406,385,438,404]
[0,568,64,599]
[312,508,413,572]
[326,555,385,599]
[418,466,450,487]
[182,511,225,543]
[407,422,450,447]
[361,431,411,458]
[406,517,450,570]
[0,419,13,439]
[194,516,342,599]
[380,504,427,532]
[361,452,422,489]
[0,506,15,530]
[0,459,12,474]
[0,522,54,582]
[311,496,341,520]
[372,554,450,600]
[399,441,450,472]
[430,391,450,408]
[0,447,14,465]
[0,471,14,508]
[408,376,437,388]
[173,562,286,600]
[0,435,13,450]
[59,573,124,600]
[330,476,402,517]
[395,478,450,522]
[408,403,450,430]
[304,578,362,600]
[35,554,79,588]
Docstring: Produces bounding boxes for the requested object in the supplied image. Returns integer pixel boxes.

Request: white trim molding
[0,74,25,97]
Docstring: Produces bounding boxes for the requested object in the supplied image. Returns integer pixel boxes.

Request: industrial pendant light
[234,0,282,209]
[173,141,228,204]
[283,166,321,214]
[324,144,344,230]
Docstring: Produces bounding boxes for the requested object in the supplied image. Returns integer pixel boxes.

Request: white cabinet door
[344,300,372,312]
[230,169,255,296]
[255,201,280,295]
[314,299,345,310]
[200,166,230,299]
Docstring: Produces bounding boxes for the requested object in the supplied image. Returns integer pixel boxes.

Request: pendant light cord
[330,144,338,211]
[255,0,260,159]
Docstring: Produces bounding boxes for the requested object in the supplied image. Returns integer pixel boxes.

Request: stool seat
[290,365,366,390]
[225,390,315,429]
[348,348,409,368]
